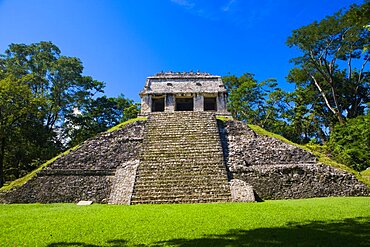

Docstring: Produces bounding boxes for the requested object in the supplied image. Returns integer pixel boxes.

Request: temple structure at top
[139,72,230,115]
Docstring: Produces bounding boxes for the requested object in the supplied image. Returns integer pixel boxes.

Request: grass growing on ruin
[215,115,233,121]
[0,197,369,246]
[106,117,147,132]
[361,169,370,182]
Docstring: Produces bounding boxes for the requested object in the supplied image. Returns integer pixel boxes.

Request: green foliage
[1,42,105,130]
[222,73,288,131]
[0,198,369,246]
[65,95,140,147]
[286,2,370,128]
[0,76,40,186]
[329,114,370,171]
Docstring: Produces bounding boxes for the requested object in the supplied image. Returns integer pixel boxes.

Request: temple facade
[139,72,230,115]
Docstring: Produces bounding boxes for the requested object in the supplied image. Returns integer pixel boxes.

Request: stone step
[132,191,231,198]
[147,124,216,127]
[142,145,222,150]
[140,151,222,157]
[143,139,220,144]
[132,188,231,197]
[137,163,226,168]
[131,196,231,204]
[137,173,228,179]
[131,193,231,201]
[134,174,228,182]
[130,112,231,205]
[137,160,225,165]
[131,198,230,205]
[146,129,217,133]
[133,179,229,187]
[140,157,224,163]
[143,140,220,145]
[137,168,228,176]
[137,165,227,173]
[143,135,220,140]
[134,180,229,188]
[133,183,230,191]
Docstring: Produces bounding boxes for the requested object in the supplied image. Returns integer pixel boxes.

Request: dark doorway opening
[176,97,193,111]
[204,97,217,111]
[152,97,165,112]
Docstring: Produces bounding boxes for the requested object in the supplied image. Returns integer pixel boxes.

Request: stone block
[229,179,255,202]
[77,200,93,205]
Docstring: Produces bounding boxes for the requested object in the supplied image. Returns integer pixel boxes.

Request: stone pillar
[141,94,152,114]
[194,94,204,112]
[165,94,175,112]
[217,93,227,113]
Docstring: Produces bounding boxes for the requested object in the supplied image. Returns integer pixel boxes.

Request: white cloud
[170,0,195,9]
[221,0,236,12]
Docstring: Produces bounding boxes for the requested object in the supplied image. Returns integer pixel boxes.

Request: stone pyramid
[1,112,368,204]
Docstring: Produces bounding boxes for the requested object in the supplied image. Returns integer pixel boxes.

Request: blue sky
[0,0,365,102]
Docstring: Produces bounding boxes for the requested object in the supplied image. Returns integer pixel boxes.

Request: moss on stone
[361,169,370,183]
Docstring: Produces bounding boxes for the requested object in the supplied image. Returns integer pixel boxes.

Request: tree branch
[307,72,337,115]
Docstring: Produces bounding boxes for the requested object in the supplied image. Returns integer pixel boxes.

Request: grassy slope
[361,169,370,183]
[0,197,369,246]
[106,117,147,132]
[247,124,370,187]
[0,117,147,192]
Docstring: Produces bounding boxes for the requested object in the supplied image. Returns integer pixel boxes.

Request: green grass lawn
[1,197,369,246]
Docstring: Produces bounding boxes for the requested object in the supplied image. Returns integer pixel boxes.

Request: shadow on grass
[47,217,370,247]
[47,239,137,247]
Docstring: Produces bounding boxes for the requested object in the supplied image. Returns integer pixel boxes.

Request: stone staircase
[130,112,231,204]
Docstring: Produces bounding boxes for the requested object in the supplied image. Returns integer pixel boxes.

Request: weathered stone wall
[1,120,146,203]
[218,120,316,172]
[218,120,369,199]
[2,172,114,203]
[238,164,369,199]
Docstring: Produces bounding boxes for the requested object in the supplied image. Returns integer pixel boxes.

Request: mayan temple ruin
[139,72,229,115]
[0,72,368,204]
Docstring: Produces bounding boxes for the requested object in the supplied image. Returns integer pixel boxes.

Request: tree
[329,114,370,171]
[65,95,139,147]
[0,76,38,186]
[286,2,370,127]
[1,41,105,132]
[223,73,282,125]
